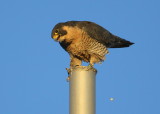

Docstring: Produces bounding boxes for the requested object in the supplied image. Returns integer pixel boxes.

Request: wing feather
[77,21,134,48]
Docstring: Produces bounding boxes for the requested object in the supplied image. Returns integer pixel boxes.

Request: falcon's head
[51,21,82,43]
[51,23,68,42]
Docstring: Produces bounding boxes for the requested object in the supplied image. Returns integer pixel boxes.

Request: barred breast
[67,34,109,64]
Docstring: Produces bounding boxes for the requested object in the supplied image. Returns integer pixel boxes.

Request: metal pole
[69,66,97,114]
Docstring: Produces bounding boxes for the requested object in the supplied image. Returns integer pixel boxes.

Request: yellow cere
[53,34,59,39]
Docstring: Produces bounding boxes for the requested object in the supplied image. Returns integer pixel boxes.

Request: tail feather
[107,35,134,48]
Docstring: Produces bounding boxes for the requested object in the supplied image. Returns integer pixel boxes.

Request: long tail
[108,35,134,48]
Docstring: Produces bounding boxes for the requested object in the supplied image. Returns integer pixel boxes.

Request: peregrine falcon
[51,21,134,68]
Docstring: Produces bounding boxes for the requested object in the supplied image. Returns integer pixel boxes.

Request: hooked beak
[52,34,60,41]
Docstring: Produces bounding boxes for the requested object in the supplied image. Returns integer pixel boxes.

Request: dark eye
[55,29,59,34]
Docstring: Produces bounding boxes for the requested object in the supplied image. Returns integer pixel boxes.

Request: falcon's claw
[66,65,80,75]
[66,68,71,75]
[66,65,80,82]
[88,64,94,67]
[66,68,71,82]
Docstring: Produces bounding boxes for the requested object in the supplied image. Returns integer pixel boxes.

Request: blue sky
[0,0,160,114]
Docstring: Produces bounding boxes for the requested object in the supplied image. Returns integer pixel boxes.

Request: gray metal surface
[69,66,97,114]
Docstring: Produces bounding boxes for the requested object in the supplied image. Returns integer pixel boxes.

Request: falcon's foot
[66,65,80,75]
[88,63,94,67]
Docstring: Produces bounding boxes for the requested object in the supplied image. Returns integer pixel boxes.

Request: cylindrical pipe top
[69,66,97,114]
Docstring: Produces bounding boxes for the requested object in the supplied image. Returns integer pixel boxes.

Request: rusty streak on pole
[68,66,97,114]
